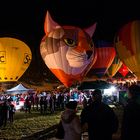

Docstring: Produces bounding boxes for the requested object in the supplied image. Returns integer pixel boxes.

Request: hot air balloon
[107,55,123,78]
[88,41,116,78]
[40,11,97,87]
[118,64,129,77]
[115,20,140,79]
[0,37,32,82]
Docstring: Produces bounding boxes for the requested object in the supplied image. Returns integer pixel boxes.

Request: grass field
[0,105,123,140]
[0,111,61,140]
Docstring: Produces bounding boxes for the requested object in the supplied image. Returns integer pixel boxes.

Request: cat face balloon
[40,11,97,87]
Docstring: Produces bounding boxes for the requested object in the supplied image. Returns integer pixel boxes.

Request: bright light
[110,86,116,92]
[104,89,112,96]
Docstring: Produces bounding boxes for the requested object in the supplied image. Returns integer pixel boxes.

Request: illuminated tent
[0,37,32,82]
[6,83,34,94]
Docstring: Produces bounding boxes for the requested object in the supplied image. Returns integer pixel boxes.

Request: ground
[0,105,123,140]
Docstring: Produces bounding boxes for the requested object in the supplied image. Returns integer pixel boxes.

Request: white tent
[6,83,34,94]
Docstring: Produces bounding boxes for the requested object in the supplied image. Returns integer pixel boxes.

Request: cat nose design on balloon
[86,50,93,59]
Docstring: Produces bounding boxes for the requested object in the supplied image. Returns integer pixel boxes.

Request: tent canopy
[6,83,34,94]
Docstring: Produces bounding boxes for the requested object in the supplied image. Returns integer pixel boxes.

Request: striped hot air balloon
[115,20,140,79]
[88,40,116,78]
[107,55,123,78]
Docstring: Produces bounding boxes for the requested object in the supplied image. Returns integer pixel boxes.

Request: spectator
[40,96,44,114]
[2,101,9,126]
[80,89,118,140]
[61,101,81,140]
[82,96,88,109]
[25,96,31,113]
[43,96,48,114]
[0,102,4,127]
[121,84,140,140]
[9,102,15,123]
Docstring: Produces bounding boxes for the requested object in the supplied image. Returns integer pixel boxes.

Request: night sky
[0,0,139,45]
[0,0,139,82]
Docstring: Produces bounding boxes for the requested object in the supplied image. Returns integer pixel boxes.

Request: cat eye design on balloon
[89,43,93,48]
[89,41,94,48]
[64,38,76,47]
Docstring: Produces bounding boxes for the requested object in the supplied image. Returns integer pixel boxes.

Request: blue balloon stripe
[95,41,113,48]
[90,68,107,78]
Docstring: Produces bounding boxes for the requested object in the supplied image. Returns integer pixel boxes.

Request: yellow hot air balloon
[0,37,32,82]
[115,20,140,79]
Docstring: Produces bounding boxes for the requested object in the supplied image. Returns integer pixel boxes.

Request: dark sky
[0,0,139,81]
[0,0,139,46]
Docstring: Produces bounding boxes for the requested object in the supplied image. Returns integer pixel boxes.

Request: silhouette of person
[25,97,31,113]
[9,102,15,123]
[2,101,9,126]
[80,89,118,140]
[121,84,140,140]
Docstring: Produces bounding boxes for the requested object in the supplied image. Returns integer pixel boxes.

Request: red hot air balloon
[118,64,129,77]
[88,41,116,78]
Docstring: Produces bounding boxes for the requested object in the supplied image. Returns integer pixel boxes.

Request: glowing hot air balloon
[115,20,140,79]
[0,37,32,82]
[107,55,123,78]
[118,64,129,77]
[88,41,116,78]
[40,11,97,87]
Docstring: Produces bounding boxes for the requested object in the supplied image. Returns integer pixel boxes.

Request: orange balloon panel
[115,20,140,79]
[40,11,97,87]
[89,41,116,78]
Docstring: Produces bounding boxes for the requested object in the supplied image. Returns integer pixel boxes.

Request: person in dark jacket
[2,101,9,126]
[80,89,118,140]
[121,84,140,140]
[9,102,15,123]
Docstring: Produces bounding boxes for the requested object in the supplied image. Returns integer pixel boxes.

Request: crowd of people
[0,99,15,127]
[57,84,140,140]
[0,83,140,140]
[0,89,89,127]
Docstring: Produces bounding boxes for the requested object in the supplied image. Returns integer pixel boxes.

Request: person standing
[40,96,44,114]
[9,102,15,123]
[2,101,9,126]
[80,89,118,140]
[60,101,81,140]
[25,96,31,113]
[121,84,140,140]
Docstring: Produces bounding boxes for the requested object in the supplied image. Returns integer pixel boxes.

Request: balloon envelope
[0,37,32,82]
[40,11,97,87]
[88,41,116,78]
[107,55,123,77]
[115,20,140,79]
[118,64,129,77]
